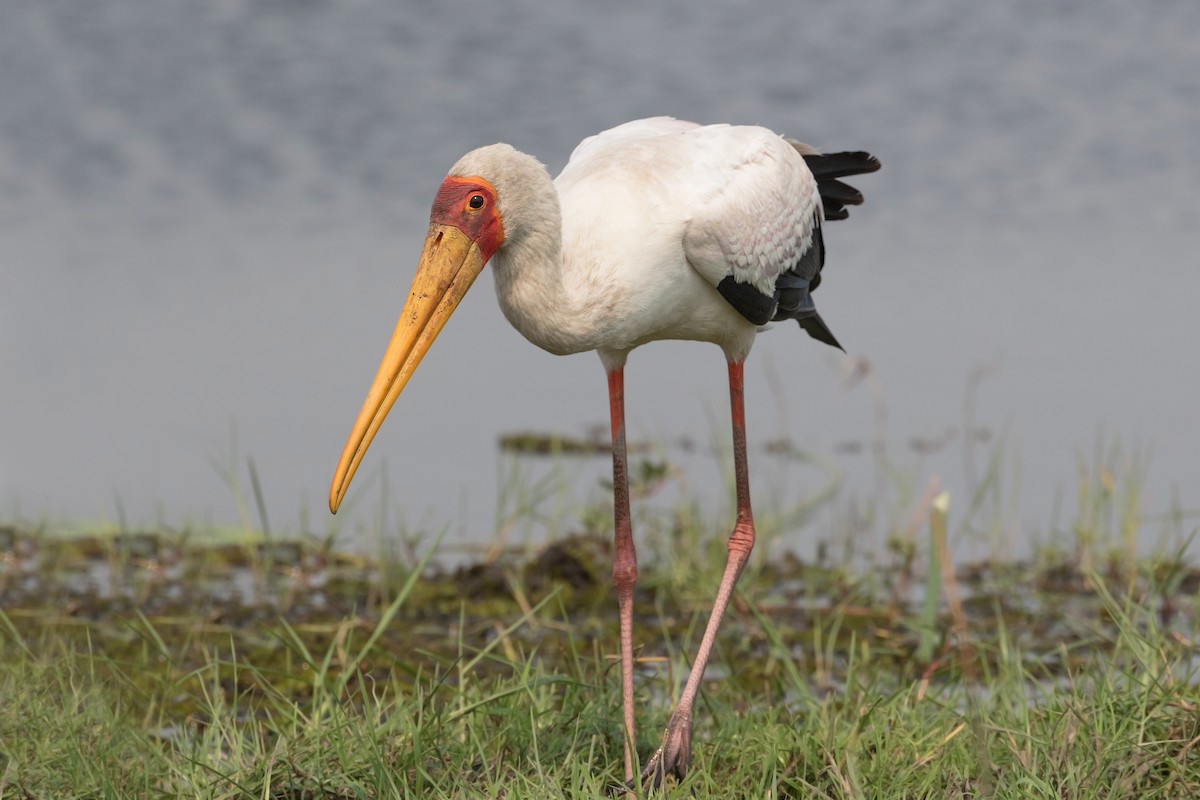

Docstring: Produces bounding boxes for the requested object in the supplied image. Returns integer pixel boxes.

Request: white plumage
[329,117,879,789]
[464,117,826,366]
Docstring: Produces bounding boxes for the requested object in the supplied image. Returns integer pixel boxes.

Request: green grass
[2,551,1200,800]
[2,438,1200,798]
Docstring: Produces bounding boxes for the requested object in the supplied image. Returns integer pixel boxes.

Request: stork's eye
[468,194,485,210]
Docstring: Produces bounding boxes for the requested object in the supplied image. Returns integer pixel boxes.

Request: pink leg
[607,366,639,785]
[641,359,756,788]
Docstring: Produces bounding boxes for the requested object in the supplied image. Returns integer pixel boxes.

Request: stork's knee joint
[612,560,638,594]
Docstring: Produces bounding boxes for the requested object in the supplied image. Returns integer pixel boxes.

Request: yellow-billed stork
[328,117,879,788]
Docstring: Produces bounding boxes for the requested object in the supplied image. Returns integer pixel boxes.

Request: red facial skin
[430,176,505,261]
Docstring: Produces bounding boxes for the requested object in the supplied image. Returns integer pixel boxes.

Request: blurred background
[2,0,1197,559]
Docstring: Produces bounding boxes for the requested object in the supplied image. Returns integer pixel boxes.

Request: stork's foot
[635,712,693,792]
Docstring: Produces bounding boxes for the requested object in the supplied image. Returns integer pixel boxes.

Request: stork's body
[484,118,832,362]
[329,117,879,789]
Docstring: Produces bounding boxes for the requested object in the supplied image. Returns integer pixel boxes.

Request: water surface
[3,1,1198,559]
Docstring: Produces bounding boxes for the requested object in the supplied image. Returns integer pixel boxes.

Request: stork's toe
[634,714,693,791]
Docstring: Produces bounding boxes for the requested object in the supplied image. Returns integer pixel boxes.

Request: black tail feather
[814,178,864,208]
[776,142,878,352]
[815,178,865,220]
[800,151,881,181]
[788,144,881,222]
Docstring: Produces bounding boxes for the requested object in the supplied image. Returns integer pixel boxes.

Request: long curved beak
[329,223,485,513]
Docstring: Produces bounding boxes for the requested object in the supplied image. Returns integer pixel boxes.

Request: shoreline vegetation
[2,434,1199,797]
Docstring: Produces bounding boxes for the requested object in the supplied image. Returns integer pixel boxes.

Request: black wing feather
[717,145,880,352]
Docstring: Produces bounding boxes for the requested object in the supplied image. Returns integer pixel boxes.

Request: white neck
[451,144,604,356]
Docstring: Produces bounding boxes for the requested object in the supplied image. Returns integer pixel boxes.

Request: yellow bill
[329,222,486,512]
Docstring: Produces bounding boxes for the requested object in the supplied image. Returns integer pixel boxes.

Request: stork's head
[328,148,515,513]
[329,145,560,513]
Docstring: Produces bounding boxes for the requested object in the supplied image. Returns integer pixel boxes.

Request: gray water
[3,1,1198,560]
